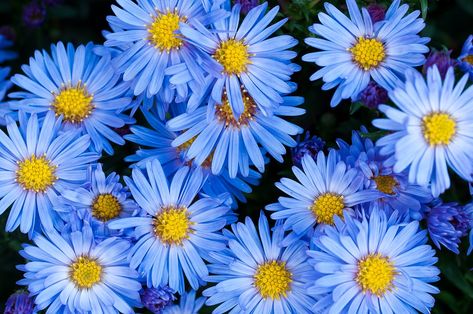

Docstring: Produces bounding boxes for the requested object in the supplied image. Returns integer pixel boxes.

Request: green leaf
[420,0,429,19]
[350,101,363,115]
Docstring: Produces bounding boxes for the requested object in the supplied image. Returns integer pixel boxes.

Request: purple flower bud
[141,286,177,314]
[292,131,325,168]
[359,81,388,109]
[234,0,259,14]
[423,49,456,79]
[42,0,63,6]
[22,2,46,28]
[4,291,35,314]
[367,4,386,23]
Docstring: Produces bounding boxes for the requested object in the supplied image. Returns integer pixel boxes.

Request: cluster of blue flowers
[1,0,473,313]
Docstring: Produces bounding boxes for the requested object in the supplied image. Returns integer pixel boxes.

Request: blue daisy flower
[179,3,299,117]
[0,66,14,125]
[0,34,17,63]
[167,94,304,178]
[373,66,473,197]
[337,128,432,220]
[141,286,177,313]
[105,0,227,101]
[164,290,206,314]
[203,212,315,313]
[266,150,380,245]
[466,202,473,255]
[458,35,473,80]
[4,290,35,314]
[9,42,134,155]
[56,163,139,239]
[308,209,440,313]
[303,0,429,107]
[125,109,261,208]
[0,111,99,235]
[108,160,234,293]
[18,225,141,313]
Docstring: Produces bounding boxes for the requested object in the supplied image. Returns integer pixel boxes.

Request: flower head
[373,66,473,196]
[234,0,260,14]
[292,131,325,168]
[423,49,456,79]
[359,81,388,109]
[4,291,35,314]
[303,0,429,107]
[308,209,440,313]
[22,2,46,28]
[458,34,473,80]
[203,213,315,313]
[141,286,176,314]
[367,3,386,23]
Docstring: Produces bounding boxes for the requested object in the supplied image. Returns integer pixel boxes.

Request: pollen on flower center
[463,55,473,65]
[254,260,292,300]
[52,84,94,123]
[350,37,386,71]
[176,136,213,168]
[356,254,396,296]
[153,206,193,245]
[216,88,256,127]
[214,39,250,75]
[422,112,456,146]
[16,155,57,192]
[311,192,345,225]
[92,194,122,222]
[148,10,183,52]
[70,256,102,289]
[373,175,398,195]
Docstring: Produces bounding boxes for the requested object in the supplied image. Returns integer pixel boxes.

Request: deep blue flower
[167,94,304,178]
[18,225,141,313]
[179,3,299,117]
[0,34,17,63]
[366,3,386,23]
[424,199,473,254]
[56,163,139,238]
[0,66,14,125]
[373,66,473,197]
[308,209,440,313]
[22,2,46,28]
[105,0,227,102]
[234,0,259,14]
[303,0,429,107]
[10,42,134,154]
[458,34,473,80]
[337,129,432,220]
[108,160,234,293]
[466,202,473,255]
[358,81,388,109]
[204,213,315,313]
[125,109,261,208]
[0,111,99,235]
[267,150,380,245]
[4,291,35,314]
[141,286,176,314]
[164,290,206,314]
[292,131,325,168]
[423,49,456,79]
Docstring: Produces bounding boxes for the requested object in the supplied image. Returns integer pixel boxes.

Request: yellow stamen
[153,206,193,245]
[16,155,57,192]
[350,37,386,71]
[463,55,473,65]
[92,194,122,222]
[254,260,292,300]
[214,39,250,75]
[70,256,102,289]
[52,83,93,123]
[148,10,183,52]
[311,193,345,225]
[356,254,396,296]
[373,175,397,195]
[215,88,256,127]
[422,112,456,146]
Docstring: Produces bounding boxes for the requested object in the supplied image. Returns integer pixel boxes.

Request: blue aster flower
[308,209,440,314]
[303,0,429,107]
[179,3,299,117]
[108,160,234,293]
[56,163,139,239]
[18,225,141,313]
[203,213,315,313]
[0,66,14,125]
[0,34,17,63]
[167,94,304,178]
[9,42,134,155]
[373,66,473,197]
[337,129,432,221]
[105,0,227,101]
[266,150,380,245]
[424,199,473,254]
[458,35,473,80]
[141,286,177,314]
[164,290,206,314]
[0,111,99,235]
[292,131,325,168]
[125,109,261,208]
[466,202,473,255]
[4,290,35,314]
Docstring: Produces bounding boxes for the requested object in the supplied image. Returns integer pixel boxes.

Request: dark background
[0,0,472,312]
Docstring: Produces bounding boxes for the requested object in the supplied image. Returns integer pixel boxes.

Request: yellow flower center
[70,256,102,289]
[214,39,250,75]
[52,84,94,123]
[463,55,473,65]
[148,11,183,52]
[16,155,57,192]
[254,261,292,300]
[422,112,456,146]
[356,254,396,296]
[176,136,213,168]
[373,175,397,195]
[311,193,345,225]
[216,88,257,127]
[153,206,193,245]
[350,37,386,71]
[92,194,122,222]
